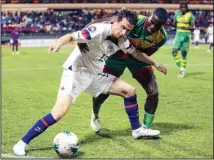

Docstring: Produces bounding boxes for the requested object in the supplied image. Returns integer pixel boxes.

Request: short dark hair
[117,9,138,26]
[152,7,168,25]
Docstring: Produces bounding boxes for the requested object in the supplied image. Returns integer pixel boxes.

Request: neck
[143,18,152,35]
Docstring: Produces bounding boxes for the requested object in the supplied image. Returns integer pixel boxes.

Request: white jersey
[193,29,200,41]
[63,23,132,74]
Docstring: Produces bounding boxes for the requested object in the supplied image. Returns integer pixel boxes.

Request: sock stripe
[125,103,137,108]
[41,118,49,127]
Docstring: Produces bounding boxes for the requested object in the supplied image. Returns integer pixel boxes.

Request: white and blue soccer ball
[53,131,79,156]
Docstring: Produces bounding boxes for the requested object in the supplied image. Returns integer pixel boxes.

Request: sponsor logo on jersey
[88,26,96,32]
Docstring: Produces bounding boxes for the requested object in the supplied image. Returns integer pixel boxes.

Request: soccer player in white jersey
[193,27,200,48]
[207,23,213,52]
[13,9,165,156]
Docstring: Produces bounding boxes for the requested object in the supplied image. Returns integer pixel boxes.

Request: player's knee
[172,49,178,54]
[51,111,64,121]
[126,86,136,97]
[147,86,158,97]
[51,106,68,121]
[149,92,159,99]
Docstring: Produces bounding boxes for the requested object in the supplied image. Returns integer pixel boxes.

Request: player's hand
[181,26,191,30]
[77,43,89,53]
[154,64,167,75]
[48,42,62,53]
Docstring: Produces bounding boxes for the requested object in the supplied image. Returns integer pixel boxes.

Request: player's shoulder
[85,23,111,37]
[175,11,180,16]
[138,14,146,19]
[186,11,195,18]
[135,14,147,27]
[88,23,111,32]
[160,27,168,36]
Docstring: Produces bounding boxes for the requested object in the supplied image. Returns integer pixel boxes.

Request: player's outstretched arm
[117,38,167,75]
[131,50,167,75]
[48,33,75,53]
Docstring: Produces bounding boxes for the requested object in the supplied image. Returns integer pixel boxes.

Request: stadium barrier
[20,39,56,47]
[2,3,213,11]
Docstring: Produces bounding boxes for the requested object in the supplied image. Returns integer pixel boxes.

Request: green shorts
[104,53,151,77]
[173,32,191,52]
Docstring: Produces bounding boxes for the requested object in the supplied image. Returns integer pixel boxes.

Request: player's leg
[208,43,212,52]
[207,37,213,52]
[132,66,159,129]
[90,74,160,138]
[91,58,126,132]
[195,40,199,48]
[171,33,182,70]
[178,34,190,78]
[16,43,19,54]
[210,42,213,51]
[12,43,15,55]
[13,70,89,156]
[13,95,74,156]
[107,77,160,138]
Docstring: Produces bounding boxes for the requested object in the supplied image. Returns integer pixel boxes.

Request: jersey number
[98,54,109,62]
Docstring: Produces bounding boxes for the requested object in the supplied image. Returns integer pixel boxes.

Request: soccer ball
[53,131,79,156]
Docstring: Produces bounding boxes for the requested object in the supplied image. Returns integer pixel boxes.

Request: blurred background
[1,0,213,46]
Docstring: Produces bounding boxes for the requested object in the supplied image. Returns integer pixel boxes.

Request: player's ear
[113,16,118,23]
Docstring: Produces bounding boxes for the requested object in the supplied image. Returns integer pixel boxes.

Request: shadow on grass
[185,72,209,78]
[80,122,199,144]
[57,151,85,159]
[153,122,200,135]
[26,146,85,159]
[25,123,199,158]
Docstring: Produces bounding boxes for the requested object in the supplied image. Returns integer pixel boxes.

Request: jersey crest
[88,26,96,32]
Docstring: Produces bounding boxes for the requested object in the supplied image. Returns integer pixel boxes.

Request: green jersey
[174,11,195,33]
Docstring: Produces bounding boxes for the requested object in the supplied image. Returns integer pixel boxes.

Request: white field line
[2,64,213,72]
[2,67,61,72]
[1,153,54,159]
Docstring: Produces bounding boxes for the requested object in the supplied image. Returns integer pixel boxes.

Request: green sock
[172,53,182,68]
[143,112,154,128]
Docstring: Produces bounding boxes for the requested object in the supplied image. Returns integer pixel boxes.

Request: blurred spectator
[1,0,213,3]
[1,9,213,37]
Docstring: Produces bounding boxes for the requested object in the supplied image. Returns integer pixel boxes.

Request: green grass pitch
[2,44,213,158]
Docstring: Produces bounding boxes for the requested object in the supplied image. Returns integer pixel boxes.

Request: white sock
[17,140,27,148]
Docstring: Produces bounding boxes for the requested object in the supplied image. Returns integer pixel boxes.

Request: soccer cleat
[13,140,27,156]
[177,67,185,78]
[132,127,160,139]
[16,51,19,54]
[12,52,15,55]
[207,50,211,52]
[90,112,101,134]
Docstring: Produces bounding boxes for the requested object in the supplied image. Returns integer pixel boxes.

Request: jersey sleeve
[156,28,168,48]
[118,37,135,54]
[173,12,178,22]
[72,24,110,43]
[190,14,195,23]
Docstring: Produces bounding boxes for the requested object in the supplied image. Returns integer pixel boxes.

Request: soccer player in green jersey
[171,3,195,78]
[80,8,168,135]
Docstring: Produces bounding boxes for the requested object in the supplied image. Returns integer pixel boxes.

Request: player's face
[112,18,134,38]
[180,5,187,14]
[147,17,162,34]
